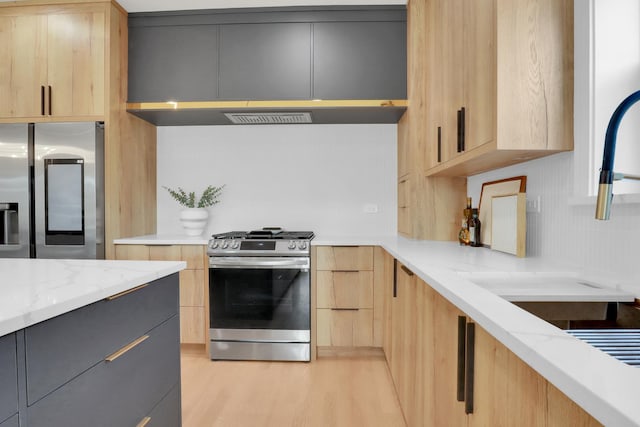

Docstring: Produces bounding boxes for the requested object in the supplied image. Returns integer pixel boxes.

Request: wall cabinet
[114,244,208,346]
[383,254,602,426]
[313,246,386,354]
[424,0,573,176]
[0,4,105,119]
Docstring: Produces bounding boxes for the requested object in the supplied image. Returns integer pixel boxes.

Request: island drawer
[0,333,18,424]
[316,270,373,309]
[27,315,180,427]
[143,383,182,427]
[25,273,178,405]
[315,246,374,271]
[0,415,18,427]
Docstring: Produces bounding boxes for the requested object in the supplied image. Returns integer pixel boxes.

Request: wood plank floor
[180,347,406,427]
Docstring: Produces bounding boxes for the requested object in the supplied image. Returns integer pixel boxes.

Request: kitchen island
[314,236,640,427]
[0,258,186,427]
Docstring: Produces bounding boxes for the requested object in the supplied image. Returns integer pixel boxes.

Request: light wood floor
[180,346,406,427]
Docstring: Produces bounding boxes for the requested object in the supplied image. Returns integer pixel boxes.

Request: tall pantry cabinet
[0,0,157,259]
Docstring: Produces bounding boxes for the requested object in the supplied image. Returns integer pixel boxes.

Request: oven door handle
[209,257,310,269]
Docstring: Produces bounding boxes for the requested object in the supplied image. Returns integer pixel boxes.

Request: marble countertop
[113,234,209,245]
[0,258,186,338]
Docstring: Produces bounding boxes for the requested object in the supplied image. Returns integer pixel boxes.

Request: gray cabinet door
[128,25,219,102]
[147,384,182,427]
[0,415,18,427]
[0,334,17,424]
[313,21,407,100]
[219,23,312,100]
[27,316,180,427]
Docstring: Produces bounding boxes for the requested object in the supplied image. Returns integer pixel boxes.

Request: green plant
[163,185,225,208]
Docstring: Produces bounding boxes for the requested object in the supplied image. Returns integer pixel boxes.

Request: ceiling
[0,0,406,13]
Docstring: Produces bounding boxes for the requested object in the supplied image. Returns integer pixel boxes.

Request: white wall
[156,124,397,236]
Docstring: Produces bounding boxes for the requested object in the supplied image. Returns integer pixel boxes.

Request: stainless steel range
[207,228,314,361]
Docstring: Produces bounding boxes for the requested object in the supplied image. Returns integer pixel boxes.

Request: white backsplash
[156,124,397,237]
[468,152,640,293]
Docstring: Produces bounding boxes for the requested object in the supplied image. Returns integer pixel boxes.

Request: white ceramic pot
[179,208,209,236]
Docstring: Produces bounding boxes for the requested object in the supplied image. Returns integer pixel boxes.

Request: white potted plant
[163,185,224,236]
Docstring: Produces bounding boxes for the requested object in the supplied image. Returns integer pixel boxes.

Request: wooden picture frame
[478,176,526,246]
[491,193,526,257]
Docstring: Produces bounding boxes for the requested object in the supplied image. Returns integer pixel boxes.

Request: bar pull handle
[40,86,45,115]
[332,270,358,273]
[456,316,466,402]
[393,259,398,298]
[136,416,152,427]
[106,283,148,300]
[400,265,414,277]
[48,85,52,115]
[437,126,442,163]
[465,322,475,414]
[460,107,466,152]
[105,335,149,362]
[330,308,359,311]
[457,110,462,153]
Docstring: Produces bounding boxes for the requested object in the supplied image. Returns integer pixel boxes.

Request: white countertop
[315,235,639,427]
[113,234,209,245]
[0,258,186,338]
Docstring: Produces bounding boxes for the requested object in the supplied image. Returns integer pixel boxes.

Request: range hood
[126,100,407,126]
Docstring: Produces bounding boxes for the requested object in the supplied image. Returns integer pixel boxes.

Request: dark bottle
[469,209,482,247]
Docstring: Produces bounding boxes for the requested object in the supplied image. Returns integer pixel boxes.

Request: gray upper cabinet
[313,21,407,100]
[128,25,218,102]
[219,23,311,100]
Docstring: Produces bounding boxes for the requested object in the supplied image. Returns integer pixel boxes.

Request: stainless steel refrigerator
[0,122,104,259]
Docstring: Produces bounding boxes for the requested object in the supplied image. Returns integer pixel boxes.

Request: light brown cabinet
[114,244,209,346]
[313,246,387,353]
[0,4,105,119]
[383,252,602,426]
[424,0,573,177]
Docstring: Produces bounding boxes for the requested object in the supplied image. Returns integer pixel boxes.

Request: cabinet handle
[456,316,466,402]
[106,283,149,300]
[437,126,442,163]
[330,308,359,311]
[48,86,52,116]
[400,265,414,277]
[393,259,397,298]
[136,416,151,427]
[40,86,45,115]
[105,334,149,362]
[332,270,358,273]
[465,322,475,414]
[460,107,466,152]
[457,110,462,153]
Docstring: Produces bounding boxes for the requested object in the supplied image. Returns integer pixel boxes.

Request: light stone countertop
[0,258,186,338]
[111,232,639,426]
[113,234,209,245]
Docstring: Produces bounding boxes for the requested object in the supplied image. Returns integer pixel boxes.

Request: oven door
[209,256,310,343]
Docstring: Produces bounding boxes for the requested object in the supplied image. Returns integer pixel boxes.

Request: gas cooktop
[208,228,314,257]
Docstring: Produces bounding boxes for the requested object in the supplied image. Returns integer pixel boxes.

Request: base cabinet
[384,256,602,427]
[0,334,18,426]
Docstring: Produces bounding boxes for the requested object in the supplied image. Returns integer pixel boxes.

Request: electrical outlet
[363,204,379,214]
[526,195,541,213]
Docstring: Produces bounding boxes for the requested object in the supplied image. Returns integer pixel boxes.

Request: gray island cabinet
[0,273,182,427]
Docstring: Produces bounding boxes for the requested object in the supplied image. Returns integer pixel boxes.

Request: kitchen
[1,0,639,426]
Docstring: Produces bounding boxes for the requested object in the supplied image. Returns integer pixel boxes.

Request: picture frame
[478,176,527,246]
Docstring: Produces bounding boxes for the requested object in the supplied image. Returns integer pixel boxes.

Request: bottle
[463,197,472,224]
[458,219,470,245]
[469,209,482,247]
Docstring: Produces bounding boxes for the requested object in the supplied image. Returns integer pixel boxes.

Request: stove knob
[221,240,230,249]
[297,241,307,250]
[288,240,297,250]
[209,240,219,249]
[231,240,240,249]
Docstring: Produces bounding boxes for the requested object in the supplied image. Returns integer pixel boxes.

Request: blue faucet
[595,90,640,220]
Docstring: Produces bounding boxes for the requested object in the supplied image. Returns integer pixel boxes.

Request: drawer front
[25,273,179,405]
[144,383,182,427]
[0,334,17,424]
[0,414,18,427]
[179,269,205,307]
[316,308,373,347]
[150,245,205,270]
[316,246,374,271]
[317,271,373,309]
[180,306,205,344]
[28,315,181,427]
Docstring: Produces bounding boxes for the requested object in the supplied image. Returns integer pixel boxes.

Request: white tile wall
[468,152,640,293]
